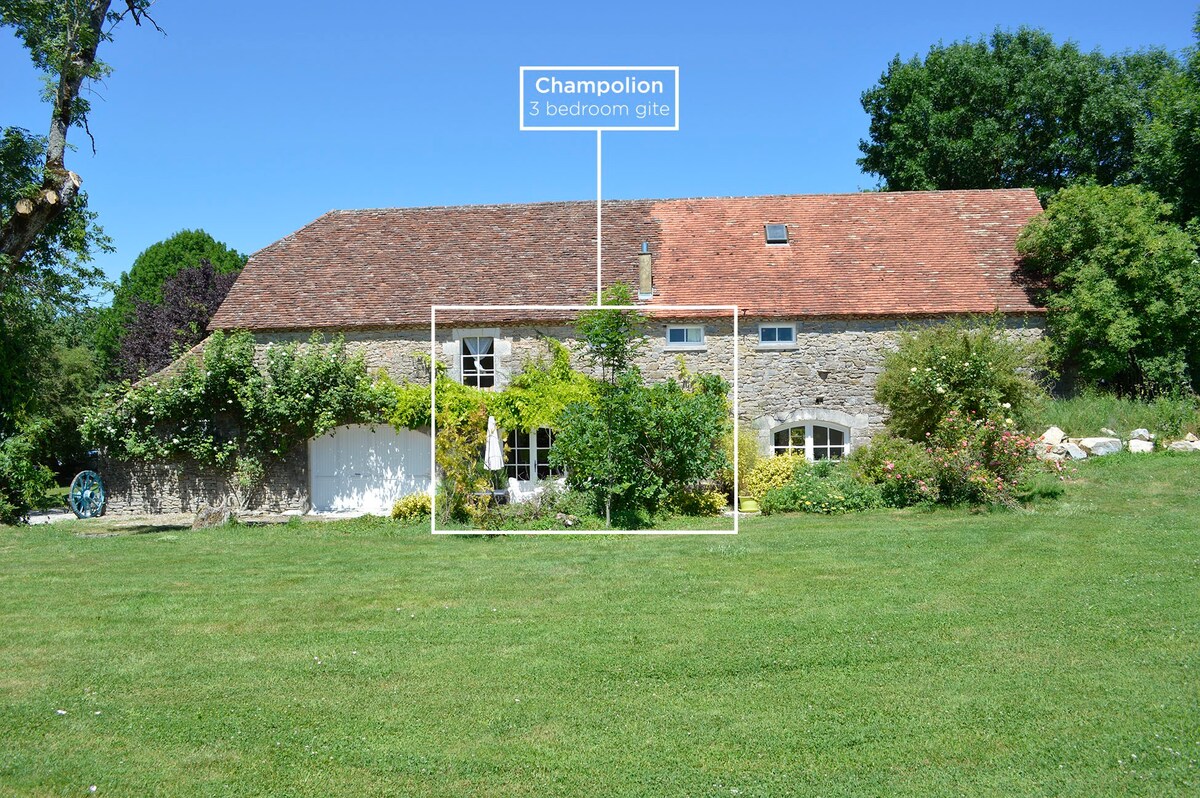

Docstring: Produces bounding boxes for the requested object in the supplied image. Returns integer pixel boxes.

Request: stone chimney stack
[638,241,652,300]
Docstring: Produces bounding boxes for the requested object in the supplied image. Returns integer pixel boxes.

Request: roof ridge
[321,188,1040,215]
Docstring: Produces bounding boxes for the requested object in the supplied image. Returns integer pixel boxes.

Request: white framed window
[758,323,796,347]
[665,325,705,349]
[506,428,563,482]
[772,423,848,461]
[460,335,496,388]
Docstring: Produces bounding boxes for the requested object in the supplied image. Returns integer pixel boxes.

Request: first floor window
[758,324,795,345]
[506,428,563,481]
[772,424,847,460]
[461,336,495,388]
[666,325,705,348]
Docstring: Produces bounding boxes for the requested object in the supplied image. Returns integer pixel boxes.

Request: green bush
[664,487,727,517]
[760,462,883,515]
[390,492,431,522]
[848,433,939,507]
[875,316,1045,441]
[0,422,56,525]
[742,454,806,499]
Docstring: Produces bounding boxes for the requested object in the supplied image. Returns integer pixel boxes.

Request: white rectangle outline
[519,66,680,131]
[430,304,738,535]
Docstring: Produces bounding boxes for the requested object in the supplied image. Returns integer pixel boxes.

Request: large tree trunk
[0,0,113,266]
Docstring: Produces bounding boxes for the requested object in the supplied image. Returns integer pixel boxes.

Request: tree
[1137,13,1200,224]
[1,0,158,522]
[1,1,157,271]
[552,285,729,527]
[858,27,1180,201]
[115,259,241,380]
[96,230,246,372]
[1016,184,1200,396]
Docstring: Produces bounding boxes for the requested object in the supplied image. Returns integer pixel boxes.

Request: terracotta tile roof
[209,189,1044,331]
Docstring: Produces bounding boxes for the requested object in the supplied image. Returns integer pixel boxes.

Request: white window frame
[460,334,497,388]
[757,323,797,348]
[505,428,563,483]
[771,422,849,461]
[665,324,706,351]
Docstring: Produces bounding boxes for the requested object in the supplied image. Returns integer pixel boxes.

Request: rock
[555,512,579,527]
[1040,426,1066,446]
[1079,437,1123,456]
[1186,433,1198,443]
[1130,428,1153,441]
[1057,442,1088,460]
[1128,439,1154,454]
[1168,440,1200,452]
[1100,427,1119,438]
[193,503,232,530]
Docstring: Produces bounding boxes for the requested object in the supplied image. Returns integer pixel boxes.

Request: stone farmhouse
[103,189,1046,516]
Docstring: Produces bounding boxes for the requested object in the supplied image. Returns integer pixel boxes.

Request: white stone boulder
[1128,439,1154,453]
[1130,428,1154,441]
[1100,427,1119,438]
[1057,442,1088,460]
[1186,433,1198,443]
[1079,437,1123,456]
[1040,426,1066,445]
[1168,440,1200,452]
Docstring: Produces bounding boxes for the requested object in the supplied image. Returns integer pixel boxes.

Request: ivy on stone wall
[83,331,389,502]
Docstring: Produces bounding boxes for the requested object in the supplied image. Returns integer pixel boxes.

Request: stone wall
[102,314,1044,515]
[101,445,308,516]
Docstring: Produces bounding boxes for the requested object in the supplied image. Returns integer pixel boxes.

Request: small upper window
[765,224,789,244]
[759,324,796,345]
[461,336,496,388]
[666,325,705,348]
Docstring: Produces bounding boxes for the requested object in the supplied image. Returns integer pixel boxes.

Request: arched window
[772,423,848,461]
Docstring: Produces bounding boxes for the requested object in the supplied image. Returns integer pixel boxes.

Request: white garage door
[309,425,431,515]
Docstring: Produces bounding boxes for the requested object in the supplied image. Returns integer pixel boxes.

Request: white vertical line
[596,129,602,305]
[430,306,437,533]
[733,307,739,535]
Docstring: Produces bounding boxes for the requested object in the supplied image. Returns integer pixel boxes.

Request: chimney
[638,241,652,300]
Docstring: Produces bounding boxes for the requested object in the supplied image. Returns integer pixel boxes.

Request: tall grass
[1030,391,1200,438]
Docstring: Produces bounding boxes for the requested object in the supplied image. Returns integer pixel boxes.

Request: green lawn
[1,455,1197,797]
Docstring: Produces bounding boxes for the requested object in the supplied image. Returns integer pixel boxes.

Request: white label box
[520,66,679,131]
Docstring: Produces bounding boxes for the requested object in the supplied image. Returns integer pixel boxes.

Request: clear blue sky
[1,1,1194,300]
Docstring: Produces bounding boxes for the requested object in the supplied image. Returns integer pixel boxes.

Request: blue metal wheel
[68,470,106,519]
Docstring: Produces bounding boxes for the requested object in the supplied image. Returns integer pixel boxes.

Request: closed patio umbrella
[484,416,504,472]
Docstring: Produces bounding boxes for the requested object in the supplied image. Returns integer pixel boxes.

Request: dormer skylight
[765,223,789,245]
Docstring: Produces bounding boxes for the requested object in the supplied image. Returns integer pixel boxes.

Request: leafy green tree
[1016,184,1200,395]
[96,230,246,373]
[552,285,730,527]
[1,1,157,522]
[1137,13,1200,224]
[858,26,1180,200]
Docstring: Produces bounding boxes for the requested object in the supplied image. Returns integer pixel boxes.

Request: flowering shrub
[875,316,1045,440]
[760,461,883,515]
[925,410,1039,506]
[742,454,806,499]
[848,433,939,507]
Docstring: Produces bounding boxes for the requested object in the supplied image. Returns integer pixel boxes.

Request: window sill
[755,343,799,351]
[664,344,707,352]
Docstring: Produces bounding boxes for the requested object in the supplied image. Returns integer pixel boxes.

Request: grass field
[1,454,1197,797]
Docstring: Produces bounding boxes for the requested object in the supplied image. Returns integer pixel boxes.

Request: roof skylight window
[765,224,789,244]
